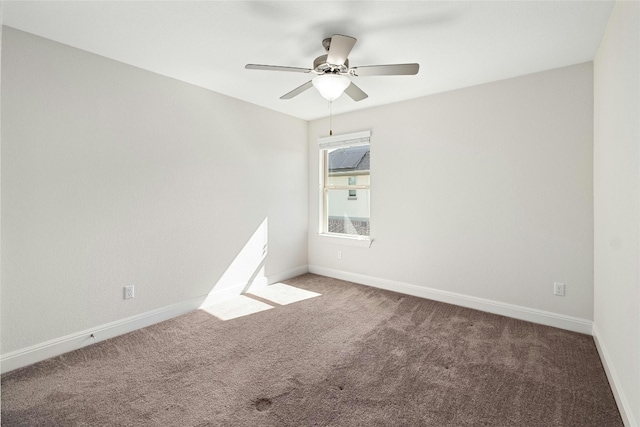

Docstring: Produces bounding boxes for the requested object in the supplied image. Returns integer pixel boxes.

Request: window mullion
[325,185,369,190]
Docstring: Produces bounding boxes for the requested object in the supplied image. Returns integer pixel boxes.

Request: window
[319,131,371,238]
[348,177,357,200]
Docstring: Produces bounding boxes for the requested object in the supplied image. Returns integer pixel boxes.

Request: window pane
[326,145,370,187]
[327,189,370,236]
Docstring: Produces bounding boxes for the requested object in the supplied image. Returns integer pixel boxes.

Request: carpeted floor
[1,274,623,426]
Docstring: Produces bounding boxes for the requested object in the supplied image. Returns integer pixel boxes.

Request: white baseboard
[592,324,636,427]
[1,265,309,374]
[308,265,593,335]
[267,264,309,285]
[0,296,204,374]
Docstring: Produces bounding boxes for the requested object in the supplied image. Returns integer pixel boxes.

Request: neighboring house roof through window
[328,146,370,173]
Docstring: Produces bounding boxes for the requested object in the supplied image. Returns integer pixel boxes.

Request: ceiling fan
[245,34,419,102]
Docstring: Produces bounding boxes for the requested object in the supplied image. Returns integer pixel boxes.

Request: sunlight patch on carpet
[247,283,321,305]
[201,295,273,320]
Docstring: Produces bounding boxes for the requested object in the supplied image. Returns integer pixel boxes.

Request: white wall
[593,1,640,426]
[1,28,308,357]
[309,63,594,328]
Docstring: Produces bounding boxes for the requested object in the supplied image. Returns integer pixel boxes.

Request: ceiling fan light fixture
[312,74,350,101]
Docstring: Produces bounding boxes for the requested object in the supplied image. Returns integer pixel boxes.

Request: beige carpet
[1,274,623,426]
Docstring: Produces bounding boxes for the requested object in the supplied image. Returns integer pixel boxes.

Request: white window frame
[318,130,372,247]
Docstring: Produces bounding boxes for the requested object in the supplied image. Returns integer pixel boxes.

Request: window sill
[317,234,373,248]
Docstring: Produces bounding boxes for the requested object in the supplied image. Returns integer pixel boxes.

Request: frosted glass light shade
[312,74,350,101]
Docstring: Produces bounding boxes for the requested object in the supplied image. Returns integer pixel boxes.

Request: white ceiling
[2,1,614,121]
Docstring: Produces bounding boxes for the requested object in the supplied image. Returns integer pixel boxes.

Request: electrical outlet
[124,285,135,300]
[337,250,342,259]
[554,282,565,296]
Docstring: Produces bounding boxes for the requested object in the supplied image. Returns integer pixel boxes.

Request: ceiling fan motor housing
[313,55,349,74]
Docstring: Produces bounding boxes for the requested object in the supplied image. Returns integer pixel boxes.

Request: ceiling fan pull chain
[329,100,333,136]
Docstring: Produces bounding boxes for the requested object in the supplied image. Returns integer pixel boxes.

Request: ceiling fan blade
[326,35,357,66]
[280,80,314,99]
[246,64,312,73]
[344,82,368,102]
[350,63,419,76]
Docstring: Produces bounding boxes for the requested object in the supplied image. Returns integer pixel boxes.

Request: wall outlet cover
[124,285,135,299]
